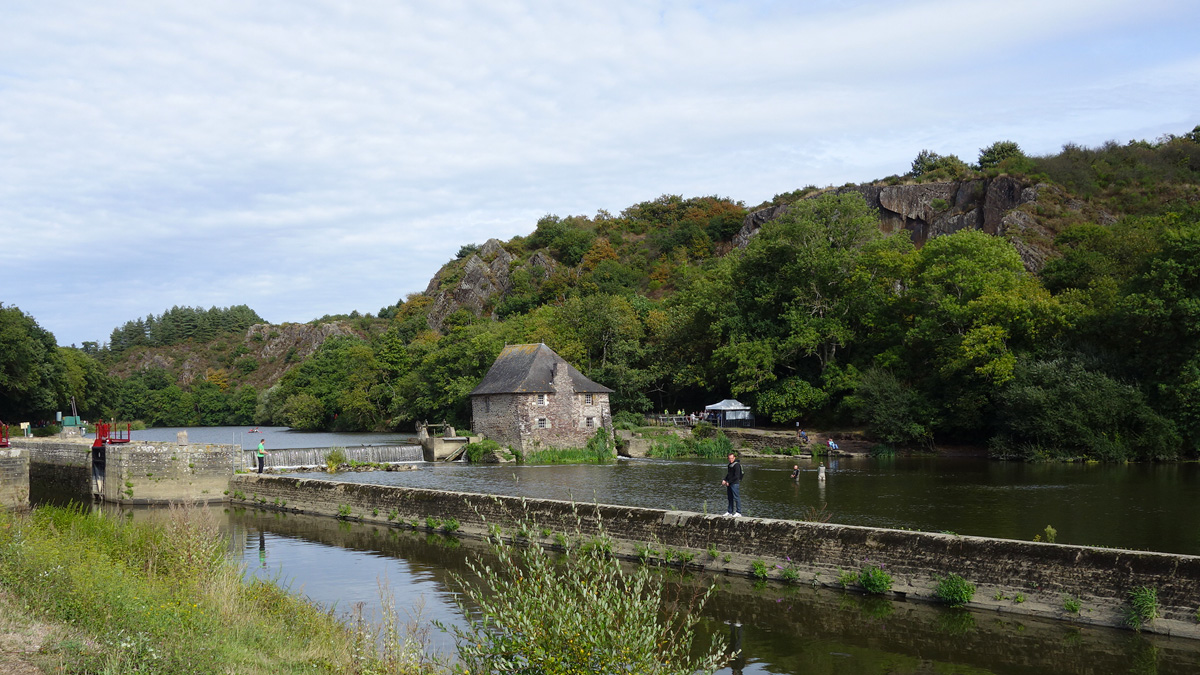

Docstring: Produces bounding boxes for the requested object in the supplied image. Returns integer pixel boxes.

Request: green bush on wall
[934,574,975,607]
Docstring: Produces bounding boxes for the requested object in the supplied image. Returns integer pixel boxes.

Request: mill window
[537,418,548,429]
[585,393,594,405]
[536,393,547,405]
[586,417,595,428]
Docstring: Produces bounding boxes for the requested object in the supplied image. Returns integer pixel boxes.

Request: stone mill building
[470,343,613,452]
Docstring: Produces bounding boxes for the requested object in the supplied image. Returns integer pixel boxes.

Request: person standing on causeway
[256,438,267,474]
[722,453,744,517]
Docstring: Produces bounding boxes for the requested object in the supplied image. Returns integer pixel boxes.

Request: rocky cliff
[110,321,360,388]
[734,177,1114,272]
[424,239,556,332]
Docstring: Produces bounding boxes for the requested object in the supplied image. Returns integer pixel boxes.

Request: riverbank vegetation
[0,504,728,674]
[0,504,431,674]
[443,517,727,674]
[4,125,1200,460]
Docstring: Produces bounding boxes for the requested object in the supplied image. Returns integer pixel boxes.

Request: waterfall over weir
[242,445,424,470]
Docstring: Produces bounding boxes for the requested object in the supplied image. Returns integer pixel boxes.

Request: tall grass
[441,515,728,674]
[0,504,432,674]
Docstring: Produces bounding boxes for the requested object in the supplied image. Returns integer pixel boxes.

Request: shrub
[1063,595,1081,614]
[32,424,61,437]
[751,560,769,580]
[1126,586,1158,629]
[324,447,348,472]
[585,427,616,462]
[845,368,933,448]
[859,564,893,595]
[612,410,646,428]
[991,358,1180,461]
[649,431,733,459]
[464,438,501,463]
[691,421,715,439]
[440,517,727,674]
[977,140,1025,170]
[934,574,975,607]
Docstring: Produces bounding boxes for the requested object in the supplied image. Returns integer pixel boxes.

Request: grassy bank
[0,504,433,674]
[0,505,727,674]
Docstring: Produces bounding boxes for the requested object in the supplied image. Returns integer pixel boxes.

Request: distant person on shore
[790,465,800,481]
[257,438,267,474]
[722,453,744,517]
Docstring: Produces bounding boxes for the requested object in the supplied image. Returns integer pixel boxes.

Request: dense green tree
[58,347,113,419]
[0,305,65,420]
[991,357,1178,460]
[902,229,1062,433]
[977,140,1025,170]
[1116,218,1200,449]
[845,368,934,448]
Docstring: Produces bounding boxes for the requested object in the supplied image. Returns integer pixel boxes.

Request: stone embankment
[229,475,1200,638]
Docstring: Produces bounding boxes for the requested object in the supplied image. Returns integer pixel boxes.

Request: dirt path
[0,590,58,674]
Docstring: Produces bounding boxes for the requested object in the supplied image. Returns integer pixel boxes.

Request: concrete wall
[18,437,237,504]
[0,448,30,508]
[228,474,1200,638]
[104,442,238,504]
[13,438,91,495]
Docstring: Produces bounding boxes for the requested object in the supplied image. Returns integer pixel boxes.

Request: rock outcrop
[425,238,555,332]
[733,177,1111,272]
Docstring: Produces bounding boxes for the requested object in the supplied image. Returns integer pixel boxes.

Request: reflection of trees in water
[227,507,1200,675]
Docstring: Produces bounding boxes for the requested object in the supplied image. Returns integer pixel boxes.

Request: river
[54,426,1200,672]
[224,505,1200,675]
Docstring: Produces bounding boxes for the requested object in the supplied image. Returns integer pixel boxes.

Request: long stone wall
[228,475,1200,638]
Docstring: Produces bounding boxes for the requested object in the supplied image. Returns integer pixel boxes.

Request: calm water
[296,455,1200,555]
[222,506,1200,675]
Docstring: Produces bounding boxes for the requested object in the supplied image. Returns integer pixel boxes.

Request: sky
[3,0,1198,348]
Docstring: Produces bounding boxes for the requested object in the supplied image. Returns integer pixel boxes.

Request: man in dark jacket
[722,453,744,517]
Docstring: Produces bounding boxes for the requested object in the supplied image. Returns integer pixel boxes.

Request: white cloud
[2,0,1198,346]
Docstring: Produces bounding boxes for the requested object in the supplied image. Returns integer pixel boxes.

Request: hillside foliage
[4,125,1200,460]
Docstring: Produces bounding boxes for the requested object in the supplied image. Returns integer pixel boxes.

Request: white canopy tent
[703,399,754,427]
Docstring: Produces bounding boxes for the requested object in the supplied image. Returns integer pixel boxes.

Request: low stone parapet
[228,475,1200,638]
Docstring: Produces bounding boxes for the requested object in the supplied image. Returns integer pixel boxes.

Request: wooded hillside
[5,125,1199,460]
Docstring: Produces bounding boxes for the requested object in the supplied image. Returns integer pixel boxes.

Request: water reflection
[223,506,1200,675]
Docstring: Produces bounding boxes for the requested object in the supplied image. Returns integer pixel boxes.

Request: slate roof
[470,343,613,396]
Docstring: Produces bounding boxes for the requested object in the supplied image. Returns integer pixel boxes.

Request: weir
[241,445,424,470]
[228,474,1200,639]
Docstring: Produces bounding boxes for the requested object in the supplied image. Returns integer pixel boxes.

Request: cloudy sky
[3,0,1198,347]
